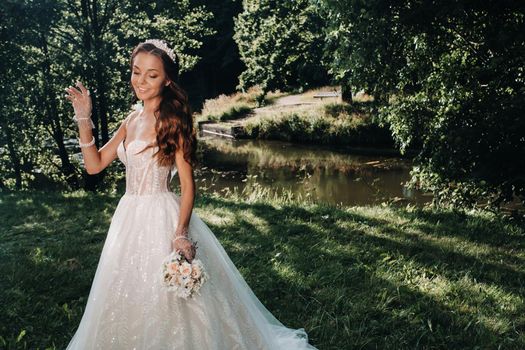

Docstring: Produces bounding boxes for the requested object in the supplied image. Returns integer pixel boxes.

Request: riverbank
[1,190,523,349]
[196,86,401,152]
[197,137,429,207]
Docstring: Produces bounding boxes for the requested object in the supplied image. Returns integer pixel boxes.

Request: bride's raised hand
[65,81,92,120]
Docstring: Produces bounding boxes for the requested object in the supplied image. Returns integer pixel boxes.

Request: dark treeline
[322,0,524,210]
[1,0,523,210]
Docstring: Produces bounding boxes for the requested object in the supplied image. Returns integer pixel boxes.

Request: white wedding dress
[66,132,317,349]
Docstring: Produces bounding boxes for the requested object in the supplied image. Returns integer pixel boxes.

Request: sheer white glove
[172,238,196,263]
[65,81,93,128]
[171,227,196,262]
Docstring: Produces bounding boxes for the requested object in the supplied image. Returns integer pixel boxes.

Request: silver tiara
[144,39,176,62]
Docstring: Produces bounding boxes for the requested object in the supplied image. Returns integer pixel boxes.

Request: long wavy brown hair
[129,42,198,169]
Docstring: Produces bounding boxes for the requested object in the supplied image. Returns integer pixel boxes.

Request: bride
[64,39,317,349]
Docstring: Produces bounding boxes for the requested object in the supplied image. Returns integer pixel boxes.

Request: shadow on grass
[1,190,524,349]
[198,195,525,349]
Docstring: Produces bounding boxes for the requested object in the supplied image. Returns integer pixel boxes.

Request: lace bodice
[117,139,177,195]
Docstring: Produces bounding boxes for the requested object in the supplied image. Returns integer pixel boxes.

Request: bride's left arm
[174,135,196,236]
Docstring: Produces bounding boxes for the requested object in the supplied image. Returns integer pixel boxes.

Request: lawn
[1,190,524,349]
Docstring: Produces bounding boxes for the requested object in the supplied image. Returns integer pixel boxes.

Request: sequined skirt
[66,192,317,350]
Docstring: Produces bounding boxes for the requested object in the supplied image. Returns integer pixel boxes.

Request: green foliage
[3,0,523,211]
[245,102,395,147]
[202,104,252,122]
[197,85,288,122]
[319,0,525,208]
[233,0,329,94]
[0,0,215,191]
[197,86,264,122]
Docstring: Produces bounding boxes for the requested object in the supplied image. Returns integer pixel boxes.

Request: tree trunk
[3,123,22,189]
[40,34,81,190]
[341,82,353,103]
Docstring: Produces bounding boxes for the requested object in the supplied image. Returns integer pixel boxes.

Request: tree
[0,0,215,191]
[319,0,525,208]
[234,0,329,98]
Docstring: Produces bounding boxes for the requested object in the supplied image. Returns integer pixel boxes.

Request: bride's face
[131,52,169,101]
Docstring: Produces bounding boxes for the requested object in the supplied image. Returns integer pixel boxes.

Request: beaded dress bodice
[117,139,177,195]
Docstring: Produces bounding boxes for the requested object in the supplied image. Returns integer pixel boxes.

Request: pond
[194,137,432,207]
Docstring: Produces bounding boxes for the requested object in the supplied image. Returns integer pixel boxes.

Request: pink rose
[167,262,179,274]
[179,262,192,277]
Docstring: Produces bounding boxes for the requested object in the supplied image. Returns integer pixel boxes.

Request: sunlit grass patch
[1,190,524,349]
[244,101,393,148]
[195,85,287,123]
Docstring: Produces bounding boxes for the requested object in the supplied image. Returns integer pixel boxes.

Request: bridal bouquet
[161,250,208,299]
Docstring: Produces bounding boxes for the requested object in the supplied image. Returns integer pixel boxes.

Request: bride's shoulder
[123,108,141,130]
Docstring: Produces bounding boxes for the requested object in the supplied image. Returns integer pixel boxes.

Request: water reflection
[194,137,432,206]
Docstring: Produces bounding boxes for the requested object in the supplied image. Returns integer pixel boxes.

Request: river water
[194,137,431,207]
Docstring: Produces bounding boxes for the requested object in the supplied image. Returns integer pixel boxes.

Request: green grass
[244,102,395,148]
[195,86,396,149]
[195,85,286,123]
[200,104,253,122]
[1,190,524,349]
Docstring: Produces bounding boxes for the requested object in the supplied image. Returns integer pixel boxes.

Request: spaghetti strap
[125,110,140,129]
